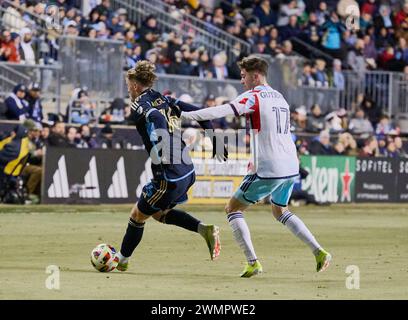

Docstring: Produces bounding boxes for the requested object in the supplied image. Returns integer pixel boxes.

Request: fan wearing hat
[21,119,44,203]
[4,84,29,121]
[19,28,36,65]
[26,82,44,123]
[96,124,115,149]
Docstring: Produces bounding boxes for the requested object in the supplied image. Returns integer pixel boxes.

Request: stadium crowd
[1,81,406,159]
[1,0,407,80]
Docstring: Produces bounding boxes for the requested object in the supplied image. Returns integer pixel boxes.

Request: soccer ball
[90,244,119,272]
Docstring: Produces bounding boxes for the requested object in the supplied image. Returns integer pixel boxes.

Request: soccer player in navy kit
[116,61,221,271]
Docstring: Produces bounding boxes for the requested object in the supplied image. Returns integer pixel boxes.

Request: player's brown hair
[238,56,269,76]
[126,60,157,87]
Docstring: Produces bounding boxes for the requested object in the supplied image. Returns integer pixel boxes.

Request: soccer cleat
[315,248,332,272]
[116,260,128,272]
[203,225,221,260]
[240,260,263,278]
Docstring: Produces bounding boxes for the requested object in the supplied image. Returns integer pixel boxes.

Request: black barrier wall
[42,147,151,204]
[397,158,408,202]
[355,157,407,203]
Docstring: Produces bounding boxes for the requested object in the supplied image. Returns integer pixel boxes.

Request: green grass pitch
[0,203,407,299]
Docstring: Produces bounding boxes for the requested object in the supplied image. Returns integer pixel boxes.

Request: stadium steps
[111,0,250,62]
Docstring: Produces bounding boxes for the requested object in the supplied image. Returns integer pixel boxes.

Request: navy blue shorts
[137,173,196,215]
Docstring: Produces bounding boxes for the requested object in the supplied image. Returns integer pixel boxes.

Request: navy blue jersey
[130,89,196,181]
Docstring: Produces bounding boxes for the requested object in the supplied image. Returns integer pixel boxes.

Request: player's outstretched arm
[165,97,229,161]
[180,103,239,121]
[167,98,214,130]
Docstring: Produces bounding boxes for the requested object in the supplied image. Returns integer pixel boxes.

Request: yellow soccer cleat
[315,248,332,272]
[240,260,263,278]
[116,260,128,272]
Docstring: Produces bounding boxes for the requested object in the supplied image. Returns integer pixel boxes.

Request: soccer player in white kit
[179,56,332,277]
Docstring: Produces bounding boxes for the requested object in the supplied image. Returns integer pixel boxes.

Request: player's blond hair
[126,60,157,87]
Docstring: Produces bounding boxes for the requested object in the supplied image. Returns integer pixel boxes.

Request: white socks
[278,211,321,254]
[227,212,258,264]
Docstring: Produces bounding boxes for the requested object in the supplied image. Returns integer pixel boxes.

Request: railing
[291,37,335,65]
[111,0,250,62]
[58,36,125,101]
[0,61,62,114]
[153,74,242,105]
[339,70,407,116]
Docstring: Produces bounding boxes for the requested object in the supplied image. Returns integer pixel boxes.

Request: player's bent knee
[271,204,288,220]
[130,204,150,223]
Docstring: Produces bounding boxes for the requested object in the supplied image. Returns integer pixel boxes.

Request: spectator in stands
[146,49,166,74]
[384,139,399,158]
[333,140,346,155]
[253,0,278,27]
[313,59,329,87]
[332,59,345,90]
[375,114,395,135]
[280,39,295,56]
[315,1,329,25]
[66,126,79,148]
[360,95,382,127]
[40,124,50,142]
[347,38,367,75]
[309,130,334,155]
[22,119,44,203]
[4,84,29,121]
[66,88,96,125]
[0,29,20,63]
[325,111,344,133]
[321,11,345,59]
[395,37,408,66]
[377,135,388,156]
[277,0,305,27]
[210,51,229,80]
[76,124,98,148]
[92,0,113,19]
[26,82,43,123]
[64,20,80,36]
[338,132,358,156]
[291,106,307,132]
[394,136,408,157]
[348,108,374,135]
[0,125,29,199]
[167,50,191,75]
[19,28,36,65]
[363,34,377,60]
[96,124,115,149]
[100,98,127,125]
[280,15,302,41]
[302,12,320,46]
[306,104,325,133]
[197,49,214,78]
[139,15,160,53]
[394,2,408,26]
[300,63,315,86]
[47,121,71,147]
[359,136,379,157]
